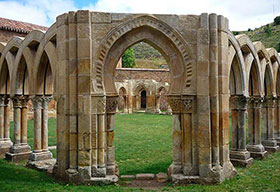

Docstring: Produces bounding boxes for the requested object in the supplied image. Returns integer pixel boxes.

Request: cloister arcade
[0,10,279,185]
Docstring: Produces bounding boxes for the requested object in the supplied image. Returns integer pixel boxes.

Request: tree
[274,16,280,25]
[122,48,136,68]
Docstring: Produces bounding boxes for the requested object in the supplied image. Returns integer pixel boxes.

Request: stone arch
[98,15,193,95]
[0,37,23,93]
[118,86,127,112]
[11,30,45,95]
[0,42,10,95]
[33,24,57,96]
[228,32,247,96]
[254,41,274,96]
[267,48,280,94]
[236,35,263,96]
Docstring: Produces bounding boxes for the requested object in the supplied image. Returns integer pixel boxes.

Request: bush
[276,42,280,52]
[264,24,272,36]
[122,48,136,68]
[274,16,280,25]
[248,28,252,32]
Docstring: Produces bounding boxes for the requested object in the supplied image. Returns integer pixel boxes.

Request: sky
[0,0,279,31]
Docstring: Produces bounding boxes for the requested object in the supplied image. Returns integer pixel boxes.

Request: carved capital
[21,96,29,108]
[168,96,181,113]
[182,97,194,113]
[97,96,106,114]
[230,95,248,110]
[248,96,263,108]
[106,96,118,114]
[0,95,5,107]
[42,96,52,109]
[31,96,43,110]
[4,96,10,106]
[12,96,22,108]
[264,96,276,108]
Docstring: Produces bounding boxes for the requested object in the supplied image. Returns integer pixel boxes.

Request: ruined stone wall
[115,68,170,83]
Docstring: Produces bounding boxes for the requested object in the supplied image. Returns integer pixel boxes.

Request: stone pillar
[105,96,118,176]
[123,95,128,113]
[261,96,279,153]
[275,98,280,145]
[155,94,161,114]
[28,96,53,166]
[229,96,253,167]
[0,96,12,158]
[20,96,29,146]
[6,96,31,162]
[247,97,268,159]
[168,96,183,176]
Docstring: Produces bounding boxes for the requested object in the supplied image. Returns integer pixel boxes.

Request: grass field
[0,113,280,191]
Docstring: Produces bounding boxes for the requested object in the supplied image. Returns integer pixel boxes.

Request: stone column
[262,96,279,153]
[106,96,118,176]
[6,96,31,162]
[20,96,29,146]
[42,96,52,151]
[0,95,12,158]
[168,96,183,175]
[155,94,161,114]
[229,96,253,167]
[275,98,280,145]
[28,96,53,165]
[247,97,268,159]
[123,95,128,113]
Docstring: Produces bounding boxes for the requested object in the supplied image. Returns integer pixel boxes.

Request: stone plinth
[6,144,31,162]
[0,139,12,158]
[230,150,253,167]
[247,144,268,159]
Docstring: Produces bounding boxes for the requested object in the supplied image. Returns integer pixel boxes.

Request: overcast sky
[0,0,279,31]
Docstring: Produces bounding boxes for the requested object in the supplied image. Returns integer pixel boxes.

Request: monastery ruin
[0,10,279,185]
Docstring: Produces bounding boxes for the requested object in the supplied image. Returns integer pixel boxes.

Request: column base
[168,162,182,175]
[275,137,280,146]
[26,158,56,173]
[171,174,200,184]
[230,150,253,167]
[0,139,13,158]
[6,144,31,162]
[64,168,119,185]
[262,139,280,153]
[28,150,53,161]
[247,144,268,159]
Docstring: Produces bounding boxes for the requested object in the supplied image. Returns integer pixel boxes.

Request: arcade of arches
[0,10,279,185]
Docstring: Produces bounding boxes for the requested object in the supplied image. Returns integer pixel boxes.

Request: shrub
[274,16,280,25]
[122,48,136,68]
[264,24,272,36]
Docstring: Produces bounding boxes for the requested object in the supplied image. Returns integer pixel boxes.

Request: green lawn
[0,114,280,191]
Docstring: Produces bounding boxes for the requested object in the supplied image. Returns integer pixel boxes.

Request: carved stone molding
[31,96,43,110]
[97,96,106,114]
[42,96,52,109]
[264,96,276,108]
[168,96,181,114]
[21,96,29,108]
[0,95,5,107]
[12,96,23,108]
[230,95,249,110]
[106,96,119,114]
[182,97,194,113]
[248,96,263,108]
[96,15,192,91]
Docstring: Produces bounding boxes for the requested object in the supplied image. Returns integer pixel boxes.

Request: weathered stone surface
[120,175,136,180]
[155,173,168,183]
[136,173,155,180]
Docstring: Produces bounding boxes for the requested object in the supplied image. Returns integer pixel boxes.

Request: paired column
[229,96,253,167]
[0,95,13,158]
[246,97,268,159]
[6,96,31,161]
[123,95,128,113]
[28,96,53,163]
[261,96,279,153]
